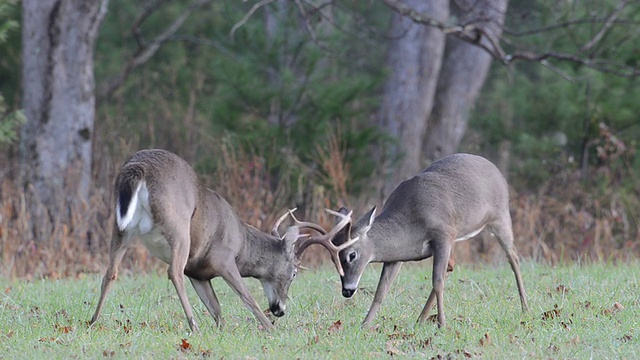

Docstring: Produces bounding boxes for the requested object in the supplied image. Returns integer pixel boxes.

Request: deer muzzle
[269,302,285,317]
[342,287,356,298]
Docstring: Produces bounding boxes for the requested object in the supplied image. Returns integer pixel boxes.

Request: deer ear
[358,206,376,235]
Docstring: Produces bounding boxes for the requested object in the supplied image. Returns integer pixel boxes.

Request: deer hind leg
[490,213,529,312]
[417,238,452,328]
[189,277,223,327]
[165,226,199,333]
[362,262,403,326]
[217,254,275,331]
[91,231,130,325]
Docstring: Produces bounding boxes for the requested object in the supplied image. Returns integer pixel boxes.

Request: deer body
[90,149,301,332]
[330,153,529,327]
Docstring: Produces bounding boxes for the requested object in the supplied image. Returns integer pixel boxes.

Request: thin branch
[580,0,628,53]
[97,0,212,102]
[294,0,318,44]
[504,17,640,37]
[230,0,274,39]
[382,0,640,78]
[130,0,165,49]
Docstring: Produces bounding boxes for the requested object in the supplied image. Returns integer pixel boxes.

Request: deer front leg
[189,277,223,327]
[362,262,402,326]
[218,257,275,331]
[90,233,129,326]
[167,233,199,333]
[418,250,455,323]
[418,240,452,328]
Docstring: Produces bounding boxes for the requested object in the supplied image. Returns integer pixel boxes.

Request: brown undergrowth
[1,144,638,279]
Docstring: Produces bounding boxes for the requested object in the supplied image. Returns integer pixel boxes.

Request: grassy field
[1,261,638,359]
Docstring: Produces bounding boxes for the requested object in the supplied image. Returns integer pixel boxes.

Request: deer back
[380,153,509,238]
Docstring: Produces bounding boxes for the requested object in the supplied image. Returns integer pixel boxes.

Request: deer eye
[347,251,357,263]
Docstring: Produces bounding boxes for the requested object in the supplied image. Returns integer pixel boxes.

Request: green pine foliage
[0,0,23,145]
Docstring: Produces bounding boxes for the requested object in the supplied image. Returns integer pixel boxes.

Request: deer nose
[342,288,355,298]
[270,303,285,317]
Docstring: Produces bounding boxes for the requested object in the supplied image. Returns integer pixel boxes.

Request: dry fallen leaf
[328,320,342,334]
[479,333,491,346]
[5,330,14,339]
[54,324,73,334]
[618,334,632,343]
[102,350,115,357]
[385,340,404,356]
[542,305,561,321]
[179,339,192,352]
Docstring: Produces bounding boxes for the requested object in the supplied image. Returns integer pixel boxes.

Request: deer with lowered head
[296,153,530,328]
[89,149,345,332]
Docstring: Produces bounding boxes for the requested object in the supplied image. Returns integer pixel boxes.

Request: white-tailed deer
[90,149,342,332]
[296,153,529,328]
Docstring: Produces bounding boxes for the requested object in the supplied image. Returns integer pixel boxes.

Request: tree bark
[377,0,448,199]
[424,0,509,161]
[20,0,108,232]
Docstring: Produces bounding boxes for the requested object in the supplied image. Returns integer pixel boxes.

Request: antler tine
[294,208,356,276]
[288,209,328,235]
[272,207,297,238]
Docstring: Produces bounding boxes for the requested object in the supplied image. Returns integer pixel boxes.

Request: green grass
[1,261,639,359]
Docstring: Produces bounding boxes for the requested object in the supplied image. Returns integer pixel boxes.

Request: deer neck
[236,225,284,278]
[368,216,428,262]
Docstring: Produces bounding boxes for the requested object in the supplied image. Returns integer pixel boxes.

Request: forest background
[0,0,639,279]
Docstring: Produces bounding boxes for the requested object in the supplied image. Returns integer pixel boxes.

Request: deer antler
[293,209,359,277]
[272,208,296,238]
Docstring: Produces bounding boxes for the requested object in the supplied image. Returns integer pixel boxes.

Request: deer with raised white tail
[296,153,529,328]
[90,149,343,332]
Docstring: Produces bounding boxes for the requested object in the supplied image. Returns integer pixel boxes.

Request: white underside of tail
[455,225,486,242]
[115,181,172,263]
[116,181,149,232]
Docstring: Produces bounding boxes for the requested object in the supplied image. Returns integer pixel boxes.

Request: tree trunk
[377,0,448,199]
[424,0,509,161]
[20,0,108,234]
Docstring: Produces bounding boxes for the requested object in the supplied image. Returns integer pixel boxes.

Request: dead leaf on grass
[102,350,115,357]
[385,339,404,356]
[542,304,561,321]
[179,339,192,352]
[555,284,571,294]
[328,320,342,334]
[54,324,74,334]
[418,337,432,349]
[618,334,632,342]
[5,330,14,338]
[307,335,319,345]
[602,302,624,316]
[4,287,10,294]
[479,333,491,346]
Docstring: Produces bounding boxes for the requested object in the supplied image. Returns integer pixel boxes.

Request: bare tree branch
[381,0,640,78]
[580,0,628,53]
[97,0,212,102]
[230,0,274,39]
[130,0,165,49]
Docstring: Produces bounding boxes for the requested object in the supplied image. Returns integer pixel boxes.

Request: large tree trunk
[424,0,509,161]
[377,0,448,199]
[20,0,108,235]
